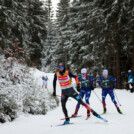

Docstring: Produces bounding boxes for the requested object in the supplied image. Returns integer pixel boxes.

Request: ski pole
[114,90,121,106]
[56,95,71,101]
[93,90,102,104]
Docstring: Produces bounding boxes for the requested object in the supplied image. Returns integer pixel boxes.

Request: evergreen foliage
[0,0,47,68]
[51,0,134,88]
[0,0,134,87]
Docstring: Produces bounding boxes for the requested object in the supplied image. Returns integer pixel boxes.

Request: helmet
[81,68,87,74]
[103,69,108,76]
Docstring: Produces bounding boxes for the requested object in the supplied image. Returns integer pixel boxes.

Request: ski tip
[103,118,108,123]
[99,116,108,123]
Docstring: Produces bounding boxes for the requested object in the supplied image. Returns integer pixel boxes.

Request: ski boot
[86,112,90,120]
[63,118,70,125]
[71,113,77,117]
[117,107,122,114]
[63,120,70,125]
[72,111,78,117]
[103,107,107,114]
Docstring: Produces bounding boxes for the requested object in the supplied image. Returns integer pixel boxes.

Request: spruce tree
[41,0,58,71]
[0,0,47,68]
[52,0,71,69]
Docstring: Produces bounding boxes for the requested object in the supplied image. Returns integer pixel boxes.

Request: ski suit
[128,71,134,92]
[42,76,48,88]
[128,71,134,83]
[74,75,94,114]
[97,76,118,108]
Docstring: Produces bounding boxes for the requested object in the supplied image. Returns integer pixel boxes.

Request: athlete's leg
[70,89,100,118]
[108,90,118,107]
[109,90,122,114]
[61,95,69,120]
[102,89,108,113]
[75,92,85,113]
[102,89,108,108]
[85,90,91,116]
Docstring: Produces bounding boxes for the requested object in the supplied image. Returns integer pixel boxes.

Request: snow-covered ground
[0,72,134,134]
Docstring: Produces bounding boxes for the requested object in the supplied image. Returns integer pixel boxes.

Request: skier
[128,70,134,93]
[53,62,106,125]
[72,68,94,119]
[42,75,48,88]
[97,69,122,114]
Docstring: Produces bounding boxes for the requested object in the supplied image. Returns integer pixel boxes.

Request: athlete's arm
[69,71,80,85]
[97,77,102,86]
[90,76,94,85]
[111,76,116,88]
[53,73,57,96]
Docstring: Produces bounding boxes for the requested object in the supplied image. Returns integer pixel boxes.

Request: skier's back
[128,70,134,92]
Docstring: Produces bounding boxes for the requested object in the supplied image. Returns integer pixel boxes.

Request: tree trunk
[113,54,116,77]
[115,44,121,89]
[114,13,122,89]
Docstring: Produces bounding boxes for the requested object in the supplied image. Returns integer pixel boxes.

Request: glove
[53,91,56,96]
[91,85,94,90]
[77,84,81,92]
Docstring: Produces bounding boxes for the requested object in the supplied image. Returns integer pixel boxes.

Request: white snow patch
[0,77,134,134]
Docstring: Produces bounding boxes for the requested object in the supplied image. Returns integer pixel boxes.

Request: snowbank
[0,56,58,123]
[0,89,134,134]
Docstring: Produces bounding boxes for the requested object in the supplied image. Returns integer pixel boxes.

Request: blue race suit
[128,71,134,92]
[128,72,134,84]
[74,75,94,115]
[97,76,118,108]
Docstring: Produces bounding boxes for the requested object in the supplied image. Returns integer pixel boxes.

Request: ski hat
[81,68,87,74]
[103,69,108,76]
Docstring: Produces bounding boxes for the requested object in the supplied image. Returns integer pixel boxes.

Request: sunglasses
[59,66,64,69]
[82,73,86,75]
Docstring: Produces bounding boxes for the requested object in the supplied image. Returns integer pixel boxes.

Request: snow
[0,71,134,134]
[0,56,58,122]
[113,0,118,5]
